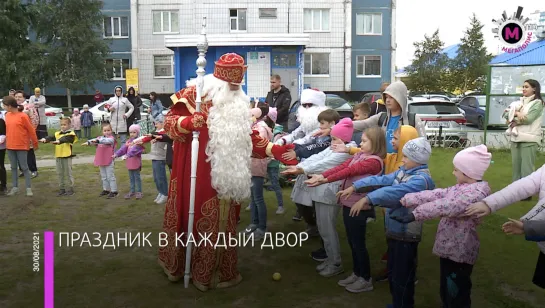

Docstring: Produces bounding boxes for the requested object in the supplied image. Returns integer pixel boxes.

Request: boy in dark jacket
[338,137,435,308]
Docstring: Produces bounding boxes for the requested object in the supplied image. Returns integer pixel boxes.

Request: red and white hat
[213,53,247,85]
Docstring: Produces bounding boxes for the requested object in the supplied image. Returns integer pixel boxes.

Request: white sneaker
[366,217,375,224]
[345,277,374,293]
[7,187,19,196]
[245,204,252,211]
[319,263,344,277]
[156,195,168,204]
[26,188,33,196]
[154,193,161,203]
[276,206,285,214]
[316,261,329,272]
[338,273,359,287]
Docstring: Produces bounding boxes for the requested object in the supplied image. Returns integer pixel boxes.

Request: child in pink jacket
[391,145,492,308]
[113,124,145,200]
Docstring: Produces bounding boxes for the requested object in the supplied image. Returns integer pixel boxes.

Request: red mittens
[272,144,298,165]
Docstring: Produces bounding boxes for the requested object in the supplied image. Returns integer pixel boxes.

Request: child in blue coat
[337,137,435,308]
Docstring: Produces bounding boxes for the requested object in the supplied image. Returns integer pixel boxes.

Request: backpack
[377,112,387,127]
[25,104,40,129]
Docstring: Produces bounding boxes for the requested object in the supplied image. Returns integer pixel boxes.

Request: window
[259,8,277,18]
[103,17,129,38]
[356,13,382,35]
[154,55,174,78]
[303,9,330,32]
[304,53,329,75]
[356,55,381,77]
[230,9,247,31]
[273,53,297,67]
[153,11,179,34]
[106,59,130,79]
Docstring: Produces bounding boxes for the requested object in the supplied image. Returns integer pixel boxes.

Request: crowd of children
[3,79,545,307]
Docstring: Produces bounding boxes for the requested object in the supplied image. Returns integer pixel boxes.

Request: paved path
[5,154,153,169]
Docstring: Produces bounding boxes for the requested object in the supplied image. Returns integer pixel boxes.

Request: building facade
[40,0,133,97]
[351,0,395,95]
[136,0,394,100]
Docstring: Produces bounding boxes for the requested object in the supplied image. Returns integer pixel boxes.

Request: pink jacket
[401,182,491,264]
[71,114,81,130]
[484,165,545,253]
[251,121,272,177]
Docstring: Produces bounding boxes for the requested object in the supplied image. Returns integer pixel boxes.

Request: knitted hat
[402,137,432,165]
[268,107,278,123]
[83,104,89,109]
[330,118,354,143]
[453,145,491,180]
[73,108,79,113]
[250,108,262,119]
[154,115,165,123]
[300,88,326,108]
[129,124,141,134]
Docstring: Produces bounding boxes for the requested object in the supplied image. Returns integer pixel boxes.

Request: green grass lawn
[1,149,545,307]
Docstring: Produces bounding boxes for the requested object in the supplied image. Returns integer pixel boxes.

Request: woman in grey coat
[106,86,134,145]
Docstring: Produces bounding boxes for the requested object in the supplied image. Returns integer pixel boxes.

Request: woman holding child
[503,79,543,199]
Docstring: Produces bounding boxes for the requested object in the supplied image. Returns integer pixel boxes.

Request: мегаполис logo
[492,6,536,53]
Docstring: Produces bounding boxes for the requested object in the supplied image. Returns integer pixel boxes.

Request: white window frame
[230,9,247,32]
[152,11,179,34]
[304,53,330,77]
[153,55,175,79]
[106,59,130,80]
[356,13,382,36]
[356,55,382,78]
[103,16,129,38]
[303,9,330,32]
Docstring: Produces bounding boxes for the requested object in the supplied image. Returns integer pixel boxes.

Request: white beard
[188,75,253,202]
[297,105,325,134]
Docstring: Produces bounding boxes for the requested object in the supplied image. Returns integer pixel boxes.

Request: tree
[451,14,493,93]
[0,0,47,91]
[406,29,450,92]
[32,0,110,108]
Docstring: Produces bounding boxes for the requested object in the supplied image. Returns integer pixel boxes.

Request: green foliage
[406,29,450,92]
[0,0,110,92]
[450,14,493,93]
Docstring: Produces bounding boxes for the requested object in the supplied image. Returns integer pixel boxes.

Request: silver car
[408,97,468,147]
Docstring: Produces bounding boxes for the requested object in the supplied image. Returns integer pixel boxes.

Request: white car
[44,104,63,116]
[88,102,112,122]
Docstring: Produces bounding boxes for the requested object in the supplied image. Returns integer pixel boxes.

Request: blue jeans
[267,166,284,207]
[129,170,142,193]
[250,176,267,230]
[152,160,168,196]
[8,150,31,189]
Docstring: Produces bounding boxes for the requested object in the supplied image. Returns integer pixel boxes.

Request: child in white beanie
[337,136,435,307]
[391,144,492,307]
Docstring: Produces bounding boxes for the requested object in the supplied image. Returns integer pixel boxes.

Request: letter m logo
[504,27,520,40]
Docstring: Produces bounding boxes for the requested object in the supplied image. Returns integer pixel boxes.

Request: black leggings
[0,149,6,188]
[19,149,37,172]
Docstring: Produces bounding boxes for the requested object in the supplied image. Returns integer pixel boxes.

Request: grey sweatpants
[99,161,117,192]
[315,201,341,265]
[55,157,74,190]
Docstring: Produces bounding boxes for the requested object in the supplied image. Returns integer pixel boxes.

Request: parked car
[407,97,468,147]
[325,94,353,119]
[44,104,63,116]
[458,95,487,130]
[360,92,382,104]
[88,102,111,122]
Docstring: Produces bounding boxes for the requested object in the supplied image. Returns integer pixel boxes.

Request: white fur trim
[301,89,326,107]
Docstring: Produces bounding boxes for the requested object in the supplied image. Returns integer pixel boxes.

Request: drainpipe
[130,0,139,83]
[390,0,396,83]
[287,0,290,33]
[343,0,352,93]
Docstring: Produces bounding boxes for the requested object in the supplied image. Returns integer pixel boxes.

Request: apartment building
[133,0,393,100]
[40,0,132,96]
